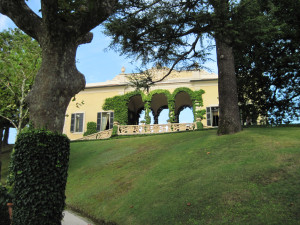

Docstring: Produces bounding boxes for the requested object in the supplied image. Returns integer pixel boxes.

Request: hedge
[11,129,70,225]
[83,122,97,136]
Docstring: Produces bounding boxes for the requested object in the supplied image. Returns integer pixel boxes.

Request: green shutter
[109,112,114,129]
[97,112,102,131]
[70,114,75,132]
[206,107,211,126]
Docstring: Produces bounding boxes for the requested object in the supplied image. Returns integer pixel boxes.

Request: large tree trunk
[26,40,87,133]
[216,38,242,135]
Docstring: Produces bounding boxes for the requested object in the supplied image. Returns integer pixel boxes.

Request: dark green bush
[0,184,13,225]
[83,122,97,136]
[11,129,70,225]
[112,125,118,137]
[196,121,203,130]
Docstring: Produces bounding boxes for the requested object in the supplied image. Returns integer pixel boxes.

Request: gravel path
[62,210,94,225]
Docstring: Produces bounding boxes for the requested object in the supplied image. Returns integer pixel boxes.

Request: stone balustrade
[76,122,198,140]
[77,129,113,140]
[117,122,197,135]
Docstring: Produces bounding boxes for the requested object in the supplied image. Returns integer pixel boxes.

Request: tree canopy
[233,0,300,124]
[0,28,41,135]
[105,0,299,127]
[0,0,118,132]
[106,0,244,135]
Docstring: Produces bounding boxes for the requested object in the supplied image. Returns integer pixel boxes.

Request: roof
[85,67,218,89]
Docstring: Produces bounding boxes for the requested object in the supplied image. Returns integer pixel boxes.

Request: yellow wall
[63,70,219,140]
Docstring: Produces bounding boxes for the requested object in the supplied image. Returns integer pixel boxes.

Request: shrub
[112,125,118,137]
[83,122,97,136]
[196,121,203,130]
[11,129,70,225]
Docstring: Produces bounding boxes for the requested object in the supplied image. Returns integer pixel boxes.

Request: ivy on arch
[172,87,206,122]
[103,88,205,125]
[103,90,146,125]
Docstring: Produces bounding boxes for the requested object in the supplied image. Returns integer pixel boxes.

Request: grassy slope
[66,127,300,225]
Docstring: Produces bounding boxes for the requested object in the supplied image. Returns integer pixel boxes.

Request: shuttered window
[70,113,84,133]
[109,112,114,129]
[206,107,211,126]
[97,111,114,131]
[97,112,102,131]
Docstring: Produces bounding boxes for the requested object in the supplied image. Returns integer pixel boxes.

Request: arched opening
[158,108,169,124]
[174,91,193,123]
[128,95,144,125]
[178,107,193,123]
[150,93,169,124]
[138,110,154,124]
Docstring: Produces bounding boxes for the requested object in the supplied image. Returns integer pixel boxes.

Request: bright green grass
[65,127,300,225]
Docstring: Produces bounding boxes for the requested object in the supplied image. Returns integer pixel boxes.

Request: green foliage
[112,125,118,137]
[11,129,70,225]
[0,28,41,133]
[0,184,12,225]
[103,90,145,125]
[233,0,300,124]
[196,121,203,130]
[103,88,205,124]
[83,122,97,136]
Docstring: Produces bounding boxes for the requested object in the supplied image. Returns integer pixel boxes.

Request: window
[206,106,219,127]
[97,112,114,131]
[70,113,84,133]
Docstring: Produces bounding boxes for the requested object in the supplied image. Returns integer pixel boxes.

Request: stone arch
[173,88,194,123]
[128,94,144,125]
[178,105,194,123]
[148,90,171,124]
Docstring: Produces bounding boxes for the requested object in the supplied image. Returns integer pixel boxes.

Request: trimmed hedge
[83,122,97,136]
[11,129,70,225]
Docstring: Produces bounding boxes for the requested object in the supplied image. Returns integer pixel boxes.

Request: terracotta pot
[7,203,13,224]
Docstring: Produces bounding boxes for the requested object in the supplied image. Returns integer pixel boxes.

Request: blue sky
[0,1,217,143]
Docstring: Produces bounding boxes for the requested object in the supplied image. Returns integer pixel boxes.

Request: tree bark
[0,0,118,133]
[216,38,242,135]
[26,38,89,132]
[3,127,9,146]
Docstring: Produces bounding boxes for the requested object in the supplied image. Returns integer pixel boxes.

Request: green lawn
[1,128,299,224]
[65,127,300,225]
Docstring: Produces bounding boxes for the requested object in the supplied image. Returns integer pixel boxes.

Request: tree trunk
[3,127,9,146]
[0,126,3,147]
[216,38,242,135]
[0,126,2,181]
[26,41,86,133]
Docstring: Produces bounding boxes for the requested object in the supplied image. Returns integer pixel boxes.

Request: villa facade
[63,67,219,140]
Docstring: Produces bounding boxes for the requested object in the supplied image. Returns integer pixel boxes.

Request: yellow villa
[63,67,220,140]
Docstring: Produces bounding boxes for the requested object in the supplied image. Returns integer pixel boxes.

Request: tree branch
[0,114,17,130]
[74,0,118,36]
[0,0,42,41]
[150,35,201,84]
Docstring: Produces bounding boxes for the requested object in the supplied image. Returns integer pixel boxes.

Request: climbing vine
[103,90,146,125]
[103,88,205,124]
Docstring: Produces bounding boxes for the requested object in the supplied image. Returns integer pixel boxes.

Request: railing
[77,129,113,140]
[117,122,197,135]
[77,122,198,140]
